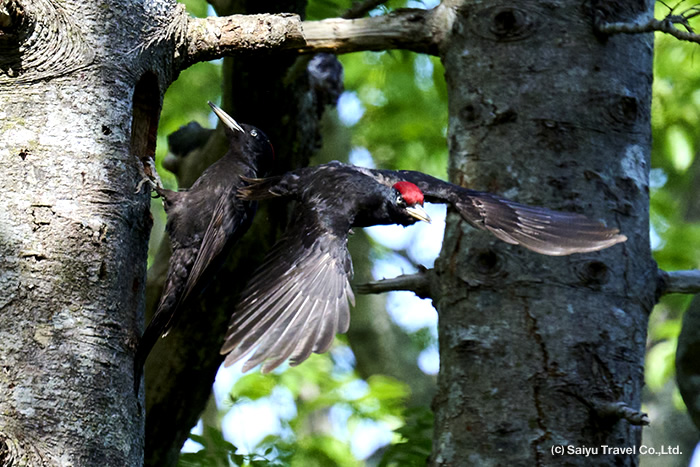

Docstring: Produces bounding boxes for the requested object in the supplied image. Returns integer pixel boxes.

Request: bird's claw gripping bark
[135,156,164,195]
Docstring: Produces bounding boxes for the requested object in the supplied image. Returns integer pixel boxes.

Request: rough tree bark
[0,0,166,464]
[0,0,668,465]
[429,0,656,465]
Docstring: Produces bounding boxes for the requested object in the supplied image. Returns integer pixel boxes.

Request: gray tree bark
[0,0,172,464]
[429,0,657,465]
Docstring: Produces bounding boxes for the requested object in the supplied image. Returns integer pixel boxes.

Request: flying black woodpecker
[219,162,626,373]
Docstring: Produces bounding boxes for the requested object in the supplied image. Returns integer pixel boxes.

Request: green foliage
[408,326,436,353]
[341,51,448,177]
[306,0,352,20]
[181,0,210,18]
[256,434,362,467]
[647,12,700,403]
[180,351,414,466]
[378,407,433,467]
[230,373,279,401]
[306,0,416,20]
[179,427,243,467]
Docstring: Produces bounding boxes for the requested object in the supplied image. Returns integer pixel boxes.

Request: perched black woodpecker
[134,102,274,392]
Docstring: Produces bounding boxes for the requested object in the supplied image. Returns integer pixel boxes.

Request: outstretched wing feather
[361,167,626,256]
[458,193,626,255]
[222,222,354,372]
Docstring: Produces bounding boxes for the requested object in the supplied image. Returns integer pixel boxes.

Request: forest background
[148,1,700,466]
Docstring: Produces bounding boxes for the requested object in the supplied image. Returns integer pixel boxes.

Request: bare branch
[181,8,442,68]
[354,270,431,299]
[659,269,700,295]
[596,4,700,45]
[596,401,650,426]
[597,17,700,43]
[301,10,438,54]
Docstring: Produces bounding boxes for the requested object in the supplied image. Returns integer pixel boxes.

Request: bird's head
[391,181,431,224]
[209,102,275,175]
[238,123,275,175]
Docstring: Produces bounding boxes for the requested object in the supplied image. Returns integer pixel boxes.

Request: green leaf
[646,339,677,391]
[366,375,410,402]
[379,407,433,467]
[180,0,210,18]
[230,372,278,401]
[666,125,694,172]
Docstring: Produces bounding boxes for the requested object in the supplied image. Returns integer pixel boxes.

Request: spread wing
[448,190,625,255]
[363,168,626,256]
[221,220,355,373]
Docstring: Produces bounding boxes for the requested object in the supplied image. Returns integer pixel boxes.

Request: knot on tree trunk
[0,0,94,84]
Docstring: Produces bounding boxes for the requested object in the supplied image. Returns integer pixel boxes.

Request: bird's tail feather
[134,315,162,394]
[133,280,183,394]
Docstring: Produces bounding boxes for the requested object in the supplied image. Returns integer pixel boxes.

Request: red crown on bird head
[393,181,424,206]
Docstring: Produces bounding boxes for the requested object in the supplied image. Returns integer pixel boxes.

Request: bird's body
[220,161,627,373]
[221,163,431,372]
[242,163,430,230]
[134,104,274,392]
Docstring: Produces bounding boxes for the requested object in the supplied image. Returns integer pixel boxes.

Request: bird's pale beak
[406,204,431,223]
[208,101,244,133]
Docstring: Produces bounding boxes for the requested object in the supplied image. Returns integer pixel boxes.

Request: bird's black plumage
[221,164,431,372]
[134,103,274,392]
[221,161,626,373]
[360,167,627,255]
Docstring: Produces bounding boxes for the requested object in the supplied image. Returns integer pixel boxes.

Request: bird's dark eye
[250,129,258,137]
[396,195,406,206]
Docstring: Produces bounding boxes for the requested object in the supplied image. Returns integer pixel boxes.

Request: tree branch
[358,268,700,298]
[181,8,441,68]
[597,18,700,44]
[596,5,700,45]
[354,269,431,299]
[595,401,650,426]
[301,10,438,54]
[659,269,700,295]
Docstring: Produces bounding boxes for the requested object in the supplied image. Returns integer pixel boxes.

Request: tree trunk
[0,0,172,463]
[430,0,656,465]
